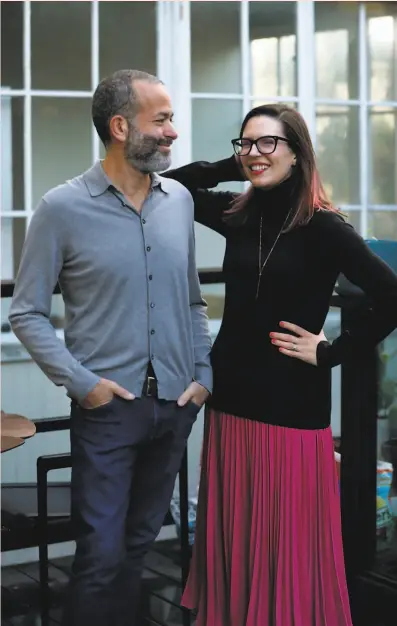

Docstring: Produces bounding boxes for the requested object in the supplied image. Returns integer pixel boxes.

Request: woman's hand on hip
[270,321,327,366]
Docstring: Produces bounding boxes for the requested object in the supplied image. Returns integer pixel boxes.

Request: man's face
[124,81,178,173]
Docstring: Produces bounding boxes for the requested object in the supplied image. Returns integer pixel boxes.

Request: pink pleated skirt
[181,410,353,626]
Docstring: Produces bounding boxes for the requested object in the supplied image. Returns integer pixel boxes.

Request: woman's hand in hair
[270,322,327,366]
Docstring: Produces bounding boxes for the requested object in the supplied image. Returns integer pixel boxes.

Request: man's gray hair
[92,69,162,146]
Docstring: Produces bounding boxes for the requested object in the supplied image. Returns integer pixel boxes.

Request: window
[369,107,397,207]
[315,2,360,210]
[368,2,397,238]
[250,1,297,101]
[190,1,297,316]
[2,1,396,289]
[316,105,360,206]
[0,1,157,284]
[315,1,397,237]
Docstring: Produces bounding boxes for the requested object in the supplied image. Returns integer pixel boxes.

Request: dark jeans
[61,395,199,626]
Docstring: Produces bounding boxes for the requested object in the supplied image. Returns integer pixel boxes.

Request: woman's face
[239,115,297,189]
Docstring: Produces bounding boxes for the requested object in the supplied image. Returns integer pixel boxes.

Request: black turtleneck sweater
[163,157,397,430]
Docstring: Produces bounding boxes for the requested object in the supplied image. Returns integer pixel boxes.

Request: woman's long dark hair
[225,104,337,229]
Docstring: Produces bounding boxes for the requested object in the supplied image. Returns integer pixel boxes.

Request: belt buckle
[146,376,156,396]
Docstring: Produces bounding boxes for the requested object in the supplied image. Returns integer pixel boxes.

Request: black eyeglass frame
[231,135,290,156]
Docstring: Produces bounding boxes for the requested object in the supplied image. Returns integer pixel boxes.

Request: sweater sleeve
[9,198,101,400]
[187,220,213,393]
[316,212,397,367]
[163,156,244,236]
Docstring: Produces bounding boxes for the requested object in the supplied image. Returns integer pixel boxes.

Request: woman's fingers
[279,321,312,337]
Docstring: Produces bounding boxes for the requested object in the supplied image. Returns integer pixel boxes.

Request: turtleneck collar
[252,173,297,226]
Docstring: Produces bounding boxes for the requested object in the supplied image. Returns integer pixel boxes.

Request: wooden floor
[1,540,189,626]
[2,541,390,626]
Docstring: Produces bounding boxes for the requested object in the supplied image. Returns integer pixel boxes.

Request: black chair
[1,418,75,560]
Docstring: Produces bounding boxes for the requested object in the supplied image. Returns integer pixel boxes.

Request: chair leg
[37,462,50,626]
[178,447,191,626]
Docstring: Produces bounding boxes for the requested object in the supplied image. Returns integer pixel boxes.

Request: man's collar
[151,172,173,195]
[83,162,113,197]
[83,161,171,197]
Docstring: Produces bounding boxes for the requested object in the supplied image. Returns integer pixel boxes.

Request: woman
[163,104,397,626]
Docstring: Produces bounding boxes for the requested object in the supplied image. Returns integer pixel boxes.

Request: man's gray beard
[127,151,171,174]
[125,125,172,173]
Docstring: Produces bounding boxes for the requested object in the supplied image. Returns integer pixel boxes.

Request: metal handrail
[1,270,225,299]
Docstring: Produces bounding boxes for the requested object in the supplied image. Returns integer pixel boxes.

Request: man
[9,69,212,626]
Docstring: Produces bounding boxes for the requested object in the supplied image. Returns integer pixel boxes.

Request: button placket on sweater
[115,188,159,365]
[141,203,157,364]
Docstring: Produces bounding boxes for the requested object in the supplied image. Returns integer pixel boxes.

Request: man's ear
[109,115,129,144]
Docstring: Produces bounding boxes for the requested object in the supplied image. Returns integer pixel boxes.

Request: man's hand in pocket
[177,381,209,410]
[80,378,134,410]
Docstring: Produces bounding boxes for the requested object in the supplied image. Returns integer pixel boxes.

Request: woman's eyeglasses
[231,135,289,156]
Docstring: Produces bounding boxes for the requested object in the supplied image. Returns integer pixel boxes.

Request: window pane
[31,1,91,90]
[1,1,23,89]
[100,2,156,78]
[316,105,360,205]
[192,98,243,192]
[368,211,397,241]
[1,218,26,280]
[191,1,241,93]
[368,3,397,102]
[343,210,361,233]
[315,1,359,100]
[32,98,92,207]
[250,1,297,98]
[1,96,24,212]
[192,99,242,271]
[369,107,397,205]
[192,98,242,189]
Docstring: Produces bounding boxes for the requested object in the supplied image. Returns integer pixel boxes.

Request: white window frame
[189,0,301,137]
[358,2,369,235]
[310,2,397,235]
[0,0,157,281]
[1,95,14,279]
[157,0,192,167]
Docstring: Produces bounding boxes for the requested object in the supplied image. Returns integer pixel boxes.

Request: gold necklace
[256,207,293,300]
